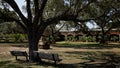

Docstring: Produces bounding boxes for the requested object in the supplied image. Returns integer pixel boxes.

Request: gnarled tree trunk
[28,33,39,62]
[27,24,46,62]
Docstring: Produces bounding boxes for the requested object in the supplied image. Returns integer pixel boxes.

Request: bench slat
[10,51,28,56]
[38,52,53,60]
[33,51,62,64]
[10,51,28,61]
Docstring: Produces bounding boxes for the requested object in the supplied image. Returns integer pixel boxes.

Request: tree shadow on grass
[36,59,120,68]
[0,60,80,68]
[79,56,120,68]
[36,51,116,68]
[0,60,32,68]
[36,61,82,68]
[1,52,120,68]
[1,59,119,68]
[65,51,120,68]
[0,60,11,67]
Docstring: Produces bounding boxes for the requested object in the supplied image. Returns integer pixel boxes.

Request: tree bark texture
[27,24,46,62]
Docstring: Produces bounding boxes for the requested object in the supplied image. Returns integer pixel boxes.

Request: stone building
[57,28,120,42]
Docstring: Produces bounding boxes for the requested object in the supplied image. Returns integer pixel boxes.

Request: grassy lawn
[0,43,28,47]
[56,41,120,48]
[0,60,56,68]
[56,41,100,47]
[0,42,120,68]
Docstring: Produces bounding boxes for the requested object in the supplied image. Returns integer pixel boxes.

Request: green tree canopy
[0,0,120,62]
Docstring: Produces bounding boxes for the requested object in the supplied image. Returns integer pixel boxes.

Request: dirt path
[1,44,120,54]
[0,44,28,60]
[1,45,120,57]
[1,44,120,66]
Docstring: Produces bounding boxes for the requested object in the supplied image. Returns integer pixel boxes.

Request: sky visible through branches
[14,0,97,29]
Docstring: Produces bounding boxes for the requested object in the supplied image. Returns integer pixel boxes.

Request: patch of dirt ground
[1,44,120,67]
[0,44,28,60]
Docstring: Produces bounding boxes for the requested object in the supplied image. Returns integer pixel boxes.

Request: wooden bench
[10,51,29,61]
[33,51,62,65]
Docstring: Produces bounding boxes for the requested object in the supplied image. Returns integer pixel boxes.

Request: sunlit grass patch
[56,41,99,48]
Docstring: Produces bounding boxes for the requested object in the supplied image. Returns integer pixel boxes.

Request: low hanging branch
[4,0,28,26]
[0,15,27,31]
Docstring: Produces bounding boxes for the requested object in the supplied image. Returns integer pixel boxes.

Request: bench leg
[36,52,42,62]
[15,56,18,60]
[54,60,57,65]
[26,56,29,61]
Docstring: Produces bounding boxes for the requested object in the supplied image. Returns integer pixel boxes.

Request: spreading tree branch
[33,0,48,24]
[75,0,93,16]
[0,16,27,31]
[34,0,39,16]
[46,14,95,26]
[26,0,32,22]
[3,0,28,25]
[52,23,65,34]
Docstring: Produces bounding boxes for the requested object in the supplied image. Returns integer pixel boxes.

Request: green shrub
[78,36,84,41]
[67,36,74,41]
[13,34,21,42]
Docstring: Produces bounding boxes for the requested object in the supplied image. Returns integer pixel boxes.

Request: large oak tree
[0,0,120,62]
